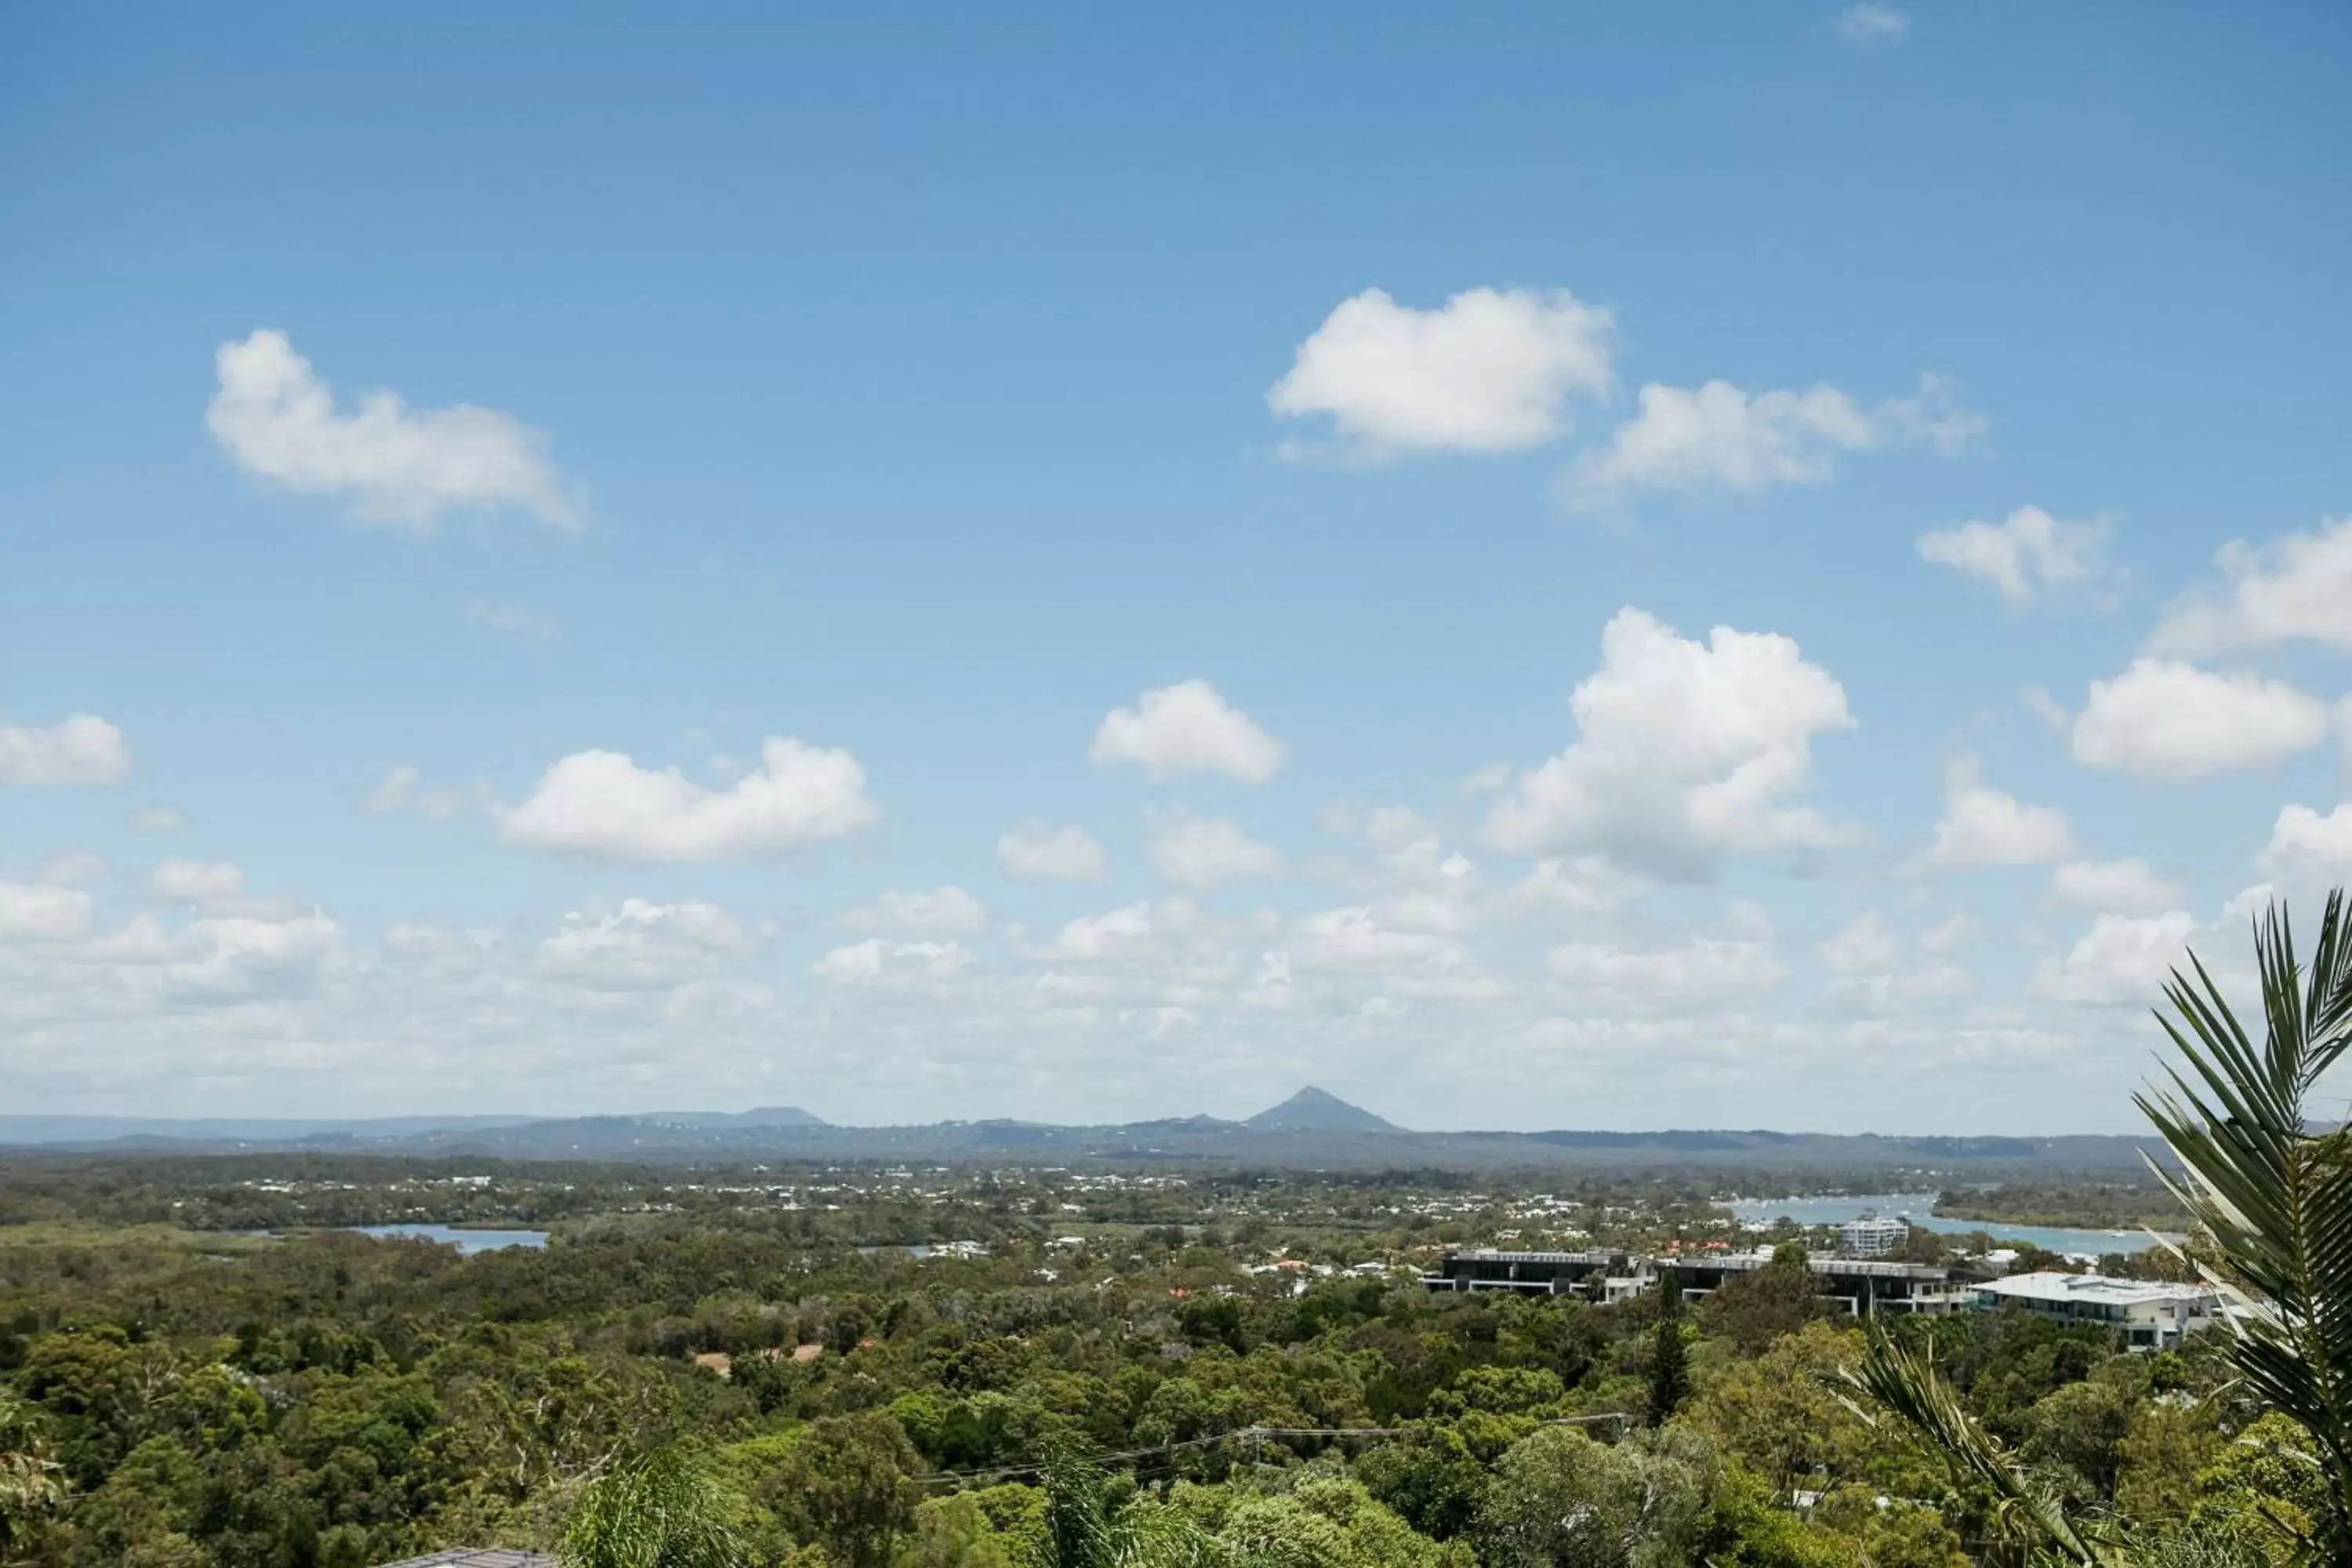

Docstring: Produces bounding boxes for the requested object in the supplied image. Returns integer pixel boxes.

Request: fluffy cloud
[466,599,562,639]
[1813,914,1972,1013]
[0,715,131,786]
[1266,286,1613,457]
[152,860,245,904]
[1918,762,2074,871]
[2262,804,2352,880]
[1091,681,1285,783]
[815,938,975,990]
[1837,3,1909,42]
[1147,814,1284,890]
[167,911,344,996]
[1483,608,1856,877]
[366,764,469,821]
[1504,857,1642,915]
[500,737,878,861]
[997,822,1108,881]
[1565,374,1980,509]
[40,851,106,887]
[813,938,976,990]
[207,330,579,530]
[2069,659,2328,779]
[1817,913,1901,975]
[1292,907,1455,969]
[839,886,988,938]
[2051,858,2180,916]
[2032,911,2198,1005]
[1915,506,2107,605]
[2147,516,2352,655]
[0,882,93,942]
[1548,937,1787,1004]
[538,898,753,990]
[134,808,187,832]
[1040,903,1160,963]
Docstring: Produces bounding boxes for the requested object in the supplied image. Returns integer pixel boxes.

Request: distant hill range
[0,1090,2165,1174]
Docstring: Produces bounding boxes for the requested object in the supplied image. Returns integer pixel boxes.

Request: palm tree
[2136,891,2352,1557]
[561,1444,743,1568]
[1842,889,2352,1564]
[1030,1439,1229,1568]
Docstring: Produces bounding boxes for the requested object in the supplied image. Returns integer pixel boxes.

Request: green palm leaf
[2132,891,2352,1555]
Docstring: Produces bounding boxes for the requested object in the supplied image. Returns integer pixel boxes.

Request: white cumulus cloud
[1918,760,2074,871]
[207,329,579,531]
[366,764,470,821]
[1916,506,2108,605]
[813,938,976,989]
[500,736,878,861]
[0,715,131,786]
[2262,804,2352,881]
[1147,813,1284,891]
[1091,681,1285,783]
[1566,373,1980,510]
[537,898,753,990]
[997,822,1108,881]
[839,886,988,938]
[2051,858,2181,916]
[1817,913,1901,975]
[2070,659,2328,779]
[2032,911,2198,1006]
[1267,286,1613,458]
[1548,937,1788,1004]
[0,882,94,942]
[1483,608,1857,877]
[1836,3,1909,42]
[2147,516,2352,655]
[152,860,245,904]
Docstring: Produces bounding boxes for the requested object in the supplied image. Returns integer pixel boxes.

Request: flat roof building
[1972,1272,2220,1350]
[1838,1217,1911,1258]
[1426,1249,1958,1316]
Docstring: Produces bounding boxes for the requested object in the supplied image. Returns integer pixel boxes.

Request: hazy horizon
[5,5,2349,1134]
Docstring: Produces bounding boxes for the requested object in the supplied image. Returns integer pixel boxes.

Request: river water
[1722,1192,2172,1257]
[350,1224,547,1254]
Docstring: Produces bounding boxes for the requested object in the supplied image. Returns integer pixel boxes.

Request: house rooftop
[374,1551,559,1567]
[1976,1272,2216,1307]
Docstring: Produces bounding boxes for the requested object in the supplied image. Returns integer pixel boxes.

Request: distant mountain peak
[1245,1087,1399,1133]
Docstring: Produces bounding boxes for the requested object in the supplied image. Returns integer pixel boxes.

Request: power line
[912,1412,1635,1489]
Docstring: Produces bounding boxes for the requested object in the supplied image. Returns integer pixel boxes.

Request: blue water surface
[1722,1192,2174,1256]
[351,1224,547,1254]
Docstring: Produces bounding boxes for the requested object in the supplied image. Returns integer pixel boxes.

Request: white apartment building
[1973,1271,2220,1350]
[1838,1217,1911,1258]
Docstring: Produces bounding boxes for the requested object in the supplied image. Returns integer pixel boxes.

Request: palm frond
[1835,1332,2113,1566]
[2131,890,2352,1555]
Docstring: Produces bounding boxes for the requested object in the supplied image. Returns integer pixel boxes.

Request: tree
[1028,1439,1222,1568]
[765,1413,920,1568]
[2136,891,2352,1559]
[561,1445,742,1568]
[0,1392,64,1565]
[1843,890,2352,1566]
[1356,1433,1485,1542]
[1684,1323,1884,1501]
[1475,1425,1713,1568]
[1645,1320,1690,1428]
[1702,1247,1830,1355]
[1213,1476,1457,1568]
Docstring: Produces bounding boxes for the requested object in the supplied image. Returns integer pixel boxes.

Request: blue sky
[3,3,2349,1131]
